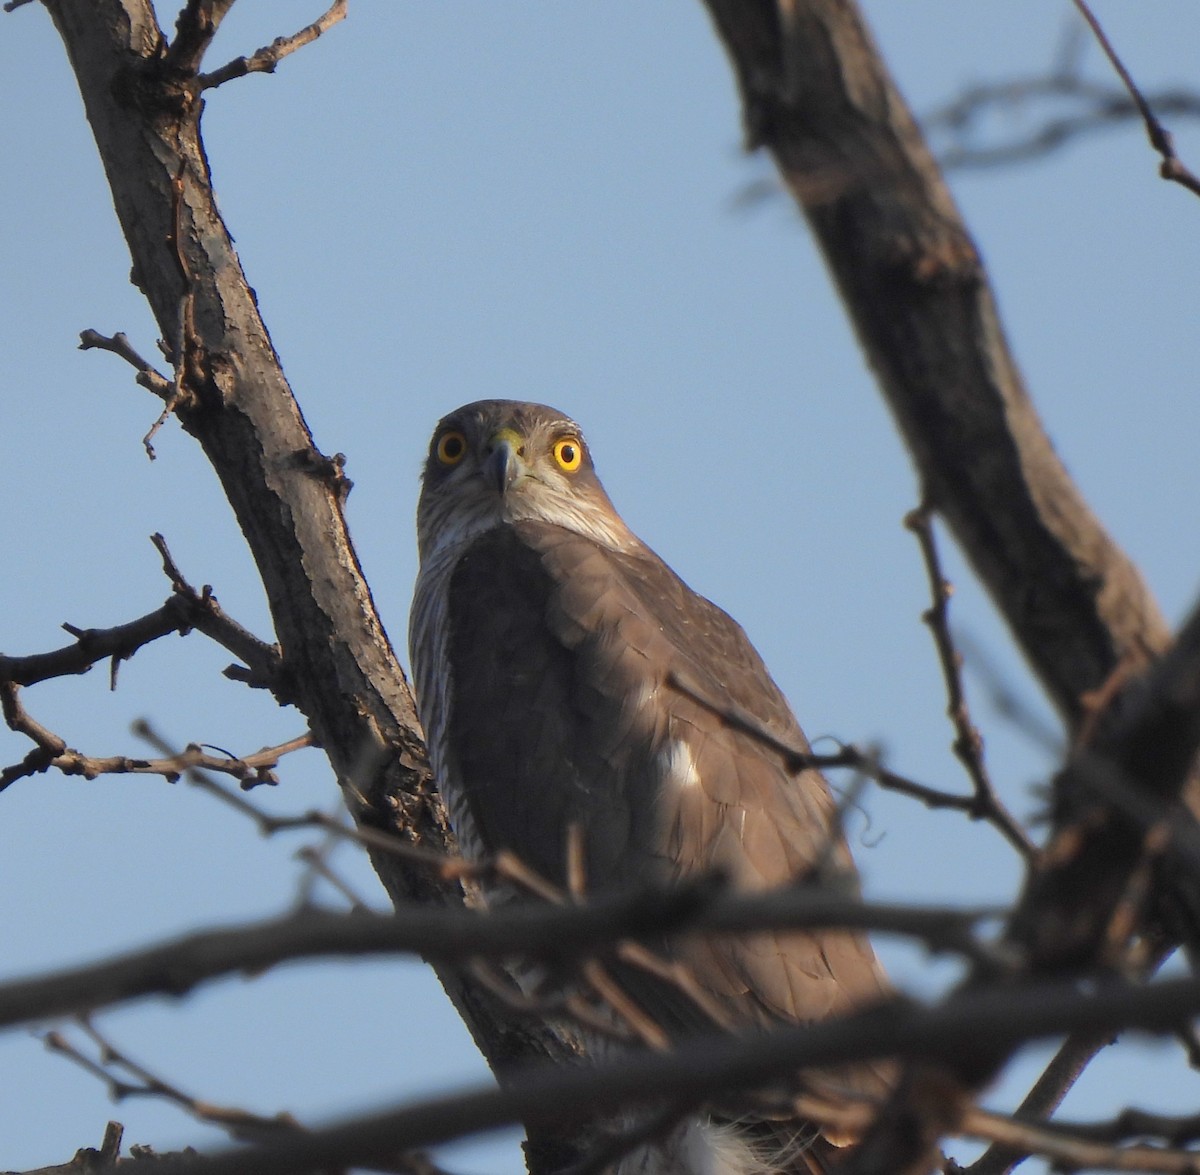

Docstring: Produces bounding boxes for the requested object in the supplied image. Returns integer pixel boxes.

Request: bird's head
[415,400,636,562]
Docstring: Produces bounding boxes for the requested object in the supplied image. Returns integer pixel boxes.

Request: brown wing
[445,519,889,1044]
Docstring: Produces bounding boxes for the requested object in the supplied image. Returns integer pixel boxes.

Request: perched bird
[410,400,890,1173]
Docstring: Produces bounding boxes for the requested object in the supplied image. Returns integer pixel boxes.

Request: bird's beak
[484,428,525,496]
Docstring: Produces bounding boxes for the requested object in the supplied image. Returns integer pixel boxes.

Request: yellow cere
[553,436,583,472]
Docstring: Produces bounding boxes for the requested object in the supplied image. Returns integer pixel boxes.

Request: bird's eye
[436,430,467,466]
[553,437,583,473]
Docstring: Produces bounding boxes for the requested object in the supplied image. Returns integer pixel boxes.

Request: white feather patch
[612,1117,775,1174]
[658,738,702,791]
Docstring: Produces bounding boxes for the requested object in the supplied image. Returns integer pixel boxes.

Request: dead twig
[148,533,289,694]
[128,718,481,885]
[0,530,284,712]
[963,1030,1116,1174]
[2,1120,126,1175]
[79,329,174,399]
[667,669,1036,860]
[0,891,996,1032]
[198,0,349,91]
[906,504,1037,863]
[1,598,204,693]
[39,1022,459,1175]
[929,77,1200,171]
[43,1020,299,1143]
[956,1103,1200,1173]
[1072,0,1200,199]
[73,974,1200,1175]
[1050,1106,1200,1147]
[294,841,373,913]
[2,708,310,789]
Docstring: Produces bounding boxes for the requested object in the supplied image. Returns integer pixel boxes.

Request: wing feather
[441,520,891,1107]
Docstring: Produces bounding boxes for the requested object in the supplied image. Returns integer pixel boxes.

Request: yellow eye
[553,436,583,473]
[436,430,467,466]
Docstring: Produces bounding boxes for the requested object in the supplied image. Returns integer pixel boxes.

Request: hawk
[410,400,890,1173]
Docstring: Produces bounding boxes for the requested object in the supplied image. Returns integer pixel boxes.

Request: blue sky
[2,2,1200,1171]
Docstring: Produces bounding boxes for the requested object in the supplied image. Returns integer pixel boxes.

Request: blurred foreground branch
[91,973,1200,1175]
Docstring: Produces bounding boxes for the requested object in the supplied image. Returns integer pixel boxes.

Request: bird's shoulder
[503,520,801,739]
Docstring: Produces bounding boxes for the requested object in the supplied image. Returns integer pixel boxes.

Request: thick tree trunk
[41,7,581,1168]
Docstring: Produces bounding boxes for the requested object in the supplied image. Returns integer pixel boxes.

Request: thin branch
[579,957,671,1051]
[293,841,374,913]
[666,668,1036,860]
[85,974,1200,1175]
[148,534,289,695]
[147,158,201,461]
[129,719,302,793]
[754,1093,1200,1174]
[0,534,284,702]
[955,633,1063,755]
[927,78,1200,171]
[1008,580,1200,971]
[43,1021,299,1143]
[957,1104,1200,1174]
[906,504,1036,861]
[963,1030,1115,1174]
[1051,1106,1200,1147]
[38,1024,462,1175]
[614,941,738,1033]
[3,690,311,790]
[464,960,602,1030]
[198,0,349,91]
[1072,0,1200,198]
[0,598,201,690]
[127,732,473,879]
[79,329,174,399]
[0,891,997,1031]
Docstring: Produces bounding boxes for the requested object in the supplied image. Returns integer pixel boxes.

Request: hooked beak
[483,428,526,496]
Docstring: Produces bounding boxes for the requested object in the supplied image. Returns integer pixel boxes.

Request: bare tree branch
[3,1120,125,1175]
[197,0,348,91]
[924,33,1200,173]
[147,534,288,695]
[0,889,997,1032]
[79,329,174,399]
[41,1021,300,1144]
[1050,1106,1200,1148]
[963,1030,1115,1175]
[1072,0,1200,199]
[1010,589,1200,971]
[667,668,1035,860]
[3,712,309,789]
[85,973,1200,1175]
[905,504,1034,859]
[164,0,238,77]
[955,1105,1200,1174]
[698,0,1169,736]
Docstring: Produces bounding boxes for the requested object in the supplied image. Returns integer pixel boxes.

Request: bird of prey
[410,400,890,1173]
